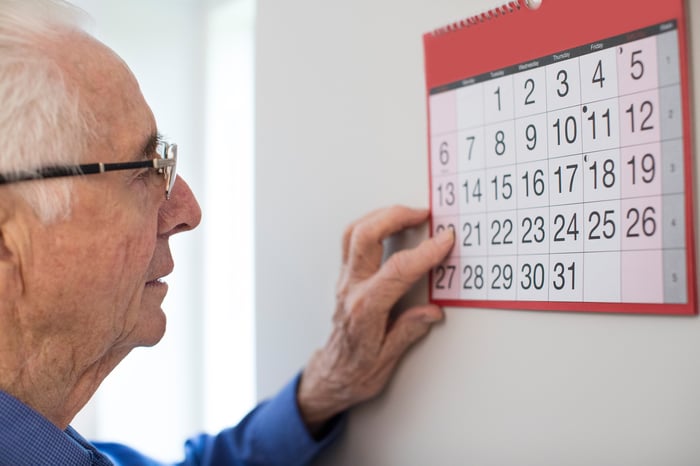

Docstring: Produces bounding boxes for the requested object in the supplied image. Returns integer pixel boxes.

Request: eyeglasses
[0,141,178,200]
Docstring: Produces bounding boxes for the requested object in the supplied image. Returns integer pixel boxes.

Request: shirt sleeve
[94,373,346,466]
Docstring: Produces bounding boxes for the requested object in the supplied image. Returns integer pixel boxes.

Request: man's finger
[341,208,391,264]
[345,206,430,273]
[365,227,454,311]
[379,304,445,365]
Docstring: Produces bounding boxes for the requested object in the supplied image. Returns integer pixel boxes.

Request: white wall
[255,1,700,464]
[202,0,257,435]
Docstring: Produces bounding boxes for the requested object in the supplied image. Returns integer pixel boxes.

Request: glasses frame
[0,141,178,200]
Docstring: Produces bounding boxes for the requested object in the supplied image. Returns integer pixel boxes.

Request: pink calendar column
[616,35,664,305]
[430,90,460,301]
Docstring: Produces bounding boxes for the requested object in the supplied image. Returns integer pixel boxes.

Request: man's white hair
[0,0,94,222]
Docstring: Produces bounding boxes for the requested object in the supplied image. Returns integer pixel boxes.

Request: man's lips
[145,278,166,287]
[146,268,173,287]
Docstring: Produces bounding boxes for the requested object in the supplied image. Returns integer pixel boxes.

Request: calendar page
[424,0,696,314]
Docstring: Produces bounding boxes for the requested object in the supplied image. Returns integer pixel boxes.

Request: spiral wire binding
[430,0,526,36]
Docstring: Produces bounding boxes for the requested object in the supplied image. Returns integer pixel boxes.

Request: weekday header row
[429,21,677,95]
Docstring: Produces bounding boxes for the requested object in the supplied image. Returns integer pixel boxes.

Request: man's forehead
[45,30,157,161]
[52,33,140,108]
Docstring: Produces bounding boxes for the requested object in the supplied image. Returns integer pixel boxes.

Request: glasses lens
[156,141,177,199]
[165,143,177,198]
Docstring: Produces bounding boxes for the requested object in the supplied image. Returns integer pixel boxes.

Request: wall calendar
[425,0,696,314]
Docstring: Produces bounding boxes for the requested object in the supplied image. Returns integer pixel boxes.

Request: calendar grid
[429,20,692,311]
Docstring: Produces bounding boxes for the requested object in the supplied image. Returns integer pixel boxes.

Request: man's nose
[158,175,202,237]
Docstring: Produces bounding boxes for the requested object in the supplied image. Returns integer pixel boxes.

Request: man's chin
[132,281,169,347]
[132,305,167,348]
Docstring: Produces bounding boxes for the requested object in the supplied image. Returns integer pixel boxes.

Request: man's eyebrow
[138,131,162,160]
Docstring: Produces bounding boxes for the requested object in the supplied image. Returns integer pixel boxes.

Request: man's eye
[136,169,151,180]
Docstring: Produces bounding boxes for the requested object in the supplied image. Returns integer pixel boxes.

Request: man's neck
[0,328,129,429]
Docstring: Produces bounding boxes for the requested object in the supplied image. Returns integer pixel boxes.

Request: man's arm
[297,205,454,433]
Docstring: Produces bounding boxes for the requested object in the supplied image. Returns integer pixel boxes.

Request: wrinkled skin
[298,206,454,432]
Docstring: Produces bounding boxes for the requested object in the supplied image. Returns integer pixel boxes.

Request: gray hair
[0,0,93,222]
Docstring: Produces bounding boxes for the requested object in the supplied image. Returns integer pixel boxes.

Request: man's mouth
[146,264,174,288]
[145,278,166,287]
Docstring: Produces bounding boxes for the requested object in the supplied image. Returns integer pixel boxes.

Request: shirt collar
[0,390,112,465]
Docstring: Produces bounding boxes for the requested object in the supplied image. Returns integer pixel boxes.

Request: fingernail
[421,311,444,324]
[436,227,455,245]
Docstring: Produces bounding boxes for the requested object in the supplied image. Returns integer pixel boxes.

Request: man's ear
[0,207,23,300]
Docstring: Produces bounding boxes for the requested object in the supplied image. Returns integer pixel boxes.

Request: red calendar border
[424,0,696,315]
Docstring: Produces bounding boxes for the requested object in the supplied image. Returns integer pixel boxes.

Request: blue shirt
[0,374,343,465]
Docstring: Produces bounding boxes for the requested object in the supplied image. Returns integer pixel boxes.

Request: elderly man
[0,0,454,464]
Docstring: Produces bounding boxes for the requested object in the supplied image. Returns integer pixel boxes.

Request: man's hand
[297,206,455,434]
